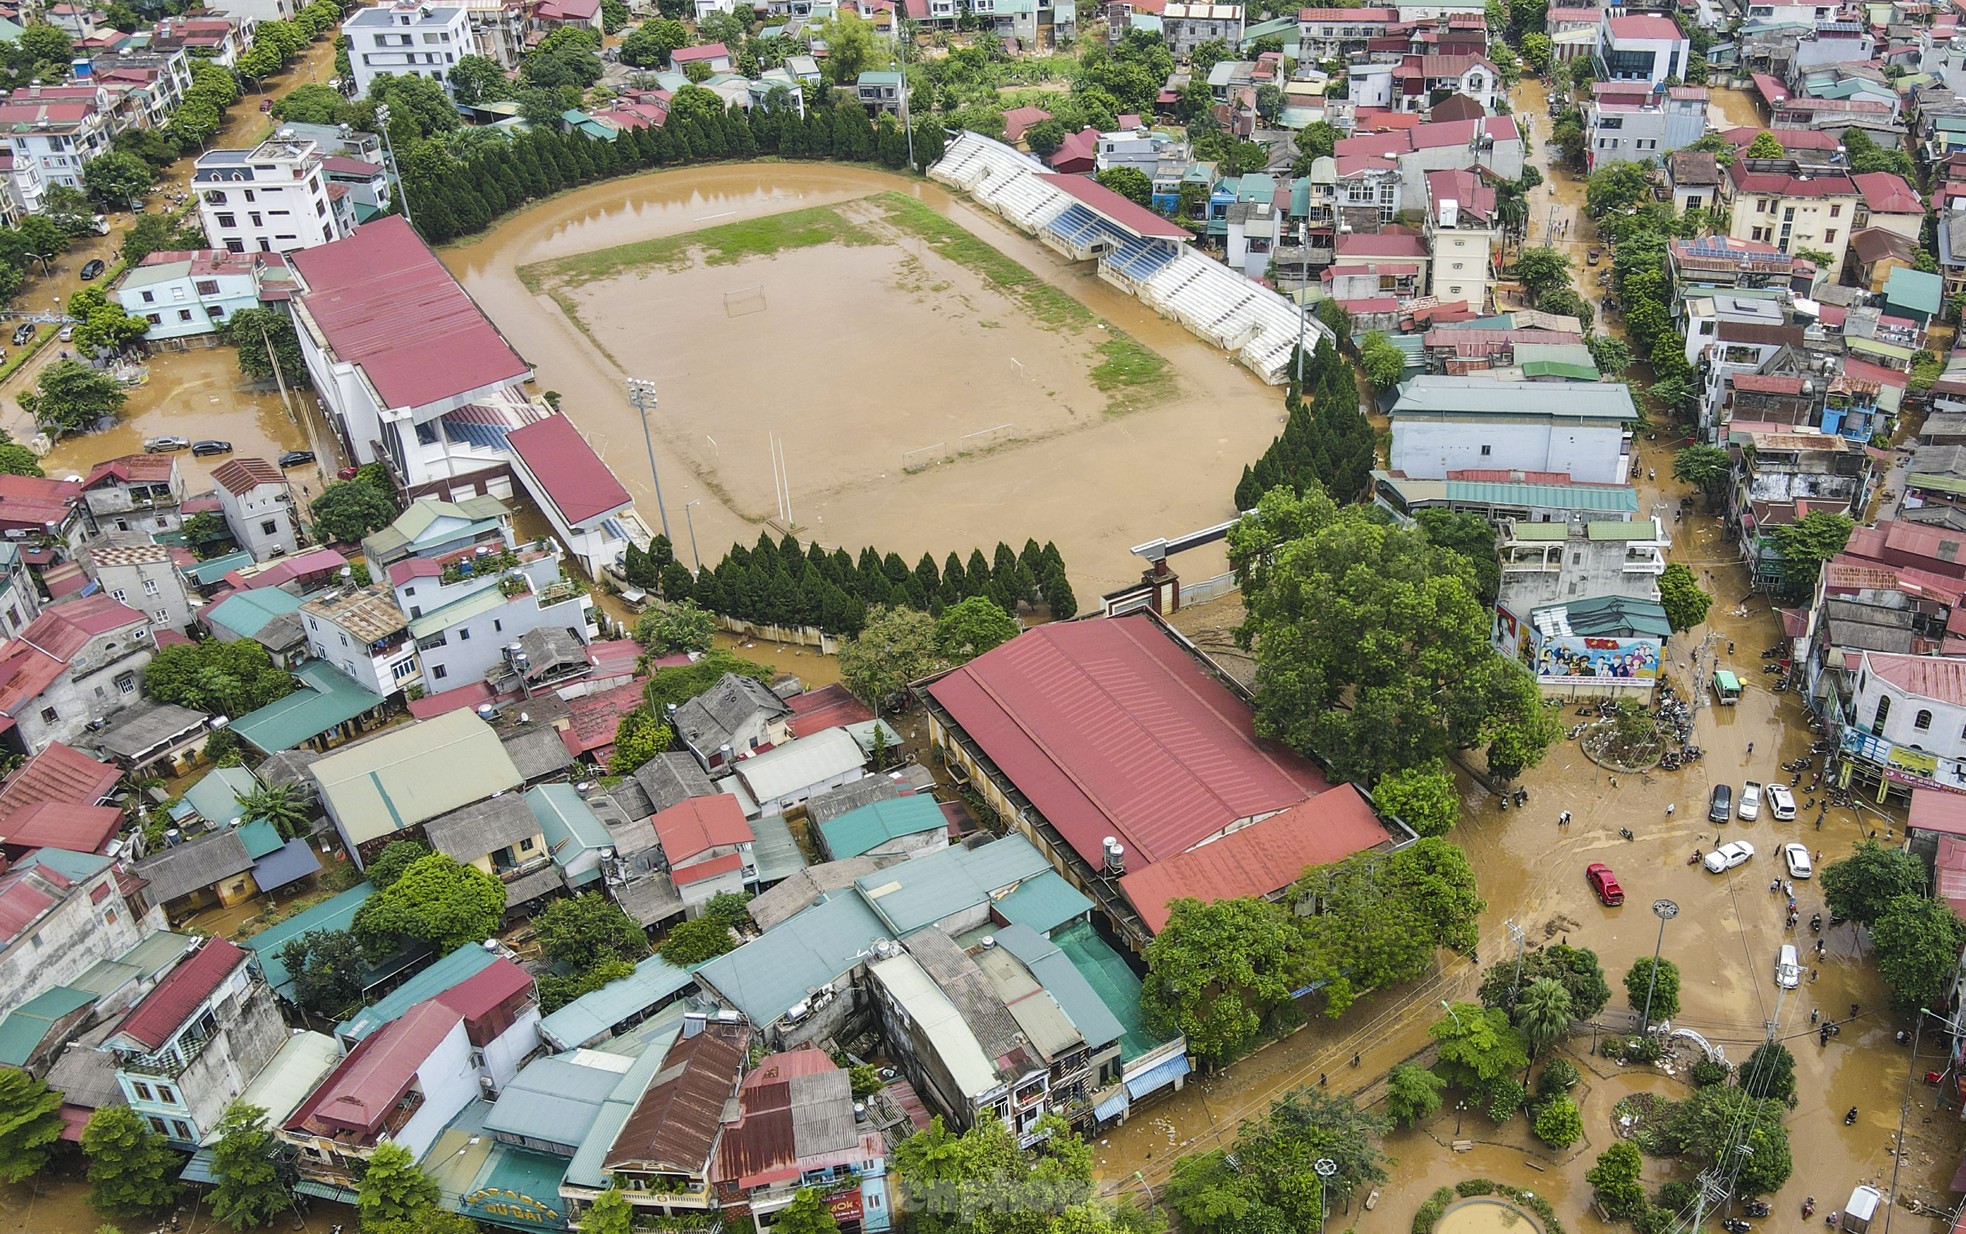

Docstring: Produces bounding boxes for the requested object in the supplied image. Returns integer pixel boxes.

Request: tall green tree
[1368,760,1459,837]
[1513,976,1575,1056]
[1587,1142,1647,1217]
[0,428,42,478]
[1429,1003,1530,1099]
[1657,563,1712,632]
[1744,131,1785,159]
[310,475,399,543]
[582,1189,635,1234]
[1142,897,1307,1065]
[1358,331,1406,389]
[535,893,647,968]
[1479,944,1610,1021]
[366,838,431,890]
[352,853,506,955]
[222,308,311,390]
[1164,1088,1388,1232]
[210,1102,288,1230]
[1384,1062,1447,1128]
[1513,247,1573,304]
[0,1068,64,1183]
[1872,895,1966,1015]
[934,595,1020,661]
[1232,486,1557,785]
[1737,1041,1798,1107]
[142,639,296,716]
[1672,443,1732,495]
[20,360,127,435]
[838,604,944,710]
[356,1141,440,1227]
[1624,955,1681,1022]
[1766,510,1854,600]
[81,1105,180,1216]
[278,928,367,1019]
[772,1187,842,1234]
[233,781,311,840]
[634,598,716,654]
[1822,838,1928,926]
[1290,837,1484,1017]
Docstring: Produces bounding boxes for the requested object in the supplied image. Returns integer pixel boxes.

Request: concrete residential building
[76,533,195,632]
[1163,2,1243,56]
[81,455,186,536]
[0,596,157,753]
[115,249,281,341]
[389,522,591,692]
[1731,427,1871,591]
[300,583,419,699]
[194,138,357,256]
[1388,375,1639,483]
[1582,82,1707,168]
[1836,652,1966,795]
[1596,11,1689,85]
[503,412,643,581]
[288,218,538,503]
[0,94,110,208]
[150,16,254,67]
[343,0,471,98]
[1424,168,1499,311]
[1297,7,1397,59]
[211,457,298,562]
[101,936,286,1147]
[711,1046,891,1229]
[649,794,756,911]
[0,847,161,1022]
[1724,159,1862,282]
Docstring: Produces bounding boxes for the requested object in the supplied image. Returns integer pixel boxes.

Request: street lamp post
[684,498,702,573]
[625,378,673,544]
[1640,899,1680,1035]
[375,104,413,228]
[1314,1158,1338,1232]
[1454,1100,1468,1138]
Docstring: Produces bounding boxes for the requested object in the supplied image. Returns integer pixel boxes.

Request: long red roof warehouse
[1117,785,1393,934]
[925,614,1328,868]
[290,216,531,411]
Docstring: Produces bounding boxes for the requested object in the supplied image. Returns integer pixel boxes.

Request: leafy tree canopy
[81,1105,180,1216]
[353,853,505,956]
[839,603,945,709]
[310,474,399,544]
[1429,1002,1529,1092]
[367,838,431,890]
[210,1101,288,1231]
[20,359,127,436]
[1872,894,1966,1015]
[0,1067,64,1184]
[934,594,1020,662]
[278,928,367,1019]
[142,638,296,716]
[535,892,647,969]
[1766,510,1854,602]
[1657,563,1712,633]
[635,597,716,654]
[1164,1088,1388,1233]
[1822,837,1928,926]
[357,1141,440,1227]
[1624,955,1681,1022]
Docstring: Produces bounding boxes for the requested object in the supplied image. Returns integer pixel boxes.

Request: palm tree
[234,782,313,841]
[1514,976,1575,1057]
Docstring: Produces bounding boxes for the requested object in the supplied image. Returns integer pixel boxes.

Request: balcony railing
[118,1027,214,1079]
[497,854,553,883]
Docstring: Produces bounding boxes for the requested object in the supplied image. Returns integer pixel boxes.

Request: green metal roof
[858,69,903,84]
[818,795,946,860]
[244,884,375,999]
[1849,336,1914,361]
[749,811,807,885]
[236,818,286,860]
[1909,470,1966,497]
[337,942,499,1043]
[204,585,302,638]
[1240,14,1298,42]
[855,835,1051,937]
[69,930,197,999]
[526,784,611,860]
[185,550,255,588]
[482,1055,626,1146]
[1521,361,1601,381]
[231,660,384,755]
[1048,920,1158,1061]
[0,986,94,1065]
[994,923,1125,1051]
[992,870,1094,936]
[408,585,508,639]
[564,1031,677,1188]
[695,893,887,1026]
[536,953,697,1051]
[1585,522,1660,541]
[173,765,260,826]
[1437,478,1642,513]
[1530,595,1673,639]
[1885,266,1944,317]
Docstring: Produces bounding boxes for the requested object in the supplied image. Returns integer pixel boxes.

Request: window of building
[1873,694,1891,730]
[171,1120,191,1141]
[194,279,219,296]
[1916,709,1934,731]
[142,578,159,596]
[492,619,501,632]
[39,706,55,724]
[458,628,470,641]
[132,1081,153,1101]
[1480,444,1491,455]
[1830,204,1842,218]
[155,611,168,625]
[433,664,448,680]
[156,1084,176,1104]
[111,588,127,602]
[215,212,236,228]
[1824,230,1835,244]
[147,1117,170,1136]
[116,672,135,694]
[260,520,277,535]
[339,632,348,646]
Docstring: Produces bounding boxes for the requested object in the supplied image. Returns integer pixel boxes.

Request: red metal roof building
[923,615,1329,876]
[210,457,285,495]
[1116,785,1394,933]
[0,801,124,858]
[784,683,875,738]
[650,795,754,866]
[0,474,83,538]
[288,217,531,414]
[113,936,248,1051]
[0,598,152,738]
[506,413,633,528]
[1039,173,1192,240]
[431,956,535,1045]
[284,999,466,1148]
[0,742,122,825]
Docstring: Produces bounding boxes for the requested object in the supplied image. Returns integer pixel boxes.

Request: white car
[1767,784,1796,821]
[1782,842,1813,879]
[1739,780,1762,821]
[1776,943,1800,989]
[1704,840,1756,872]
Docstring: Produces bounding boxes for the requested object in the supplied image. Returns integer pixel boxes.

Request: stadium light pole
[684,499,702,573]
[625,378,672,544]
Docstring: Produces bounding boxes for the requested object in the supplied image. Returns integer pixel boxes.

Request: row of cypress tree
[404,84,948,244]
[621,532,1076,637]
[1232,338,1377,512]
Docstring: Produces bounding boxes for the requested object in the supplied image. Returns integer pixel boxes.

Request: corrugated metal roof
[855,835,1051,937]
[313,710,521,846]
[695,893,887,1026]
[245,885,373,999]
[925,617,1327,867]
[538,953,698,1051]
[1912,786,1966,837]
[0,985,94,1065]
[993,923,1126,1054]
[748,813,807,885]
[605,1021,748,1173]
[992,870,1093,936]
[116,937,247,1051]
[818,795,944,860]
[869,953,1001,1100]
[482,1054,628,1147]
[337,942,499,1044]
[231,659,384,755]
[733,728,866,806]
[1392,374,1639,420]
[199,1030,341,1144]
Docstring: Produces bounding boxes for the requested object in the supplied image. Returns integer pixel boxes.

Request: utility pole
[625,378,672,543]
[1295,220,1308,387]
[375,104,413,228]
[1507,918,1527,1002]
[684,498,702,573]
[1640,899,1679,1035]
[260,324,295,425]
[895,24,914,170]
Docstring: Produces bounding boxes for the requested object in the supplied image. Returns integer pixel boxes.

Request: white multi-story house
[300,582,420,699]
[102,937,287,1147]
[195,137,357,256]
[0,597,157,751]
[1842,652,1966,794]
[150,16,256,68]
[1093,129,1188,177]
[0,846,162,1021]
[77,533,196,632]
[1596,12,1689,86]
[199,0,298,24]
[343,0,471,98]
[114,249,275,341]
[1162,2,1243,56]
[91,49,196,133]
[0,92,112,208]
[1425,168,1500,312]
[211,457,298,562]
[289,218,538,504]
[0,543,42,641]
[1582,82,1708,169]
[392,526,592,692]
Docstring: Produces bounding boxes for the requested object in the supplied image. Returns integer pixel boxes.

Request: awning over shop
[295,1180,360,1205]
[1124,1053,1191,1100]
[1094,1090,1131,1123]
[180,1146,218,1185]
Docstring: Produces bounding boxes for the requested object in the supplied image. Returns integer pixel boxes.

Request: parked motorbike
[1764,663,1784,674]
[1689,850,1703,865]
[1743,1201,1772,1218]
[1619,827,1635,840]
[1723,1220,1753,1233]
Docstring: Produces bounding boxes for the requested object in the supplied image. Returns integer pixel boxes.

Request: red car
[1586,863,1625,907]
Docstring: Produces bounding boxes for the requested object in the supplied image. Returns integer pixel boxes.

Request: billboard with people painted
[1529,633,1663,683]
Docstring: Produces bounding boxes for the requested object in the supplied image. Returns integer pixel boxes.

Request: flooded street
[443,164,1288,593]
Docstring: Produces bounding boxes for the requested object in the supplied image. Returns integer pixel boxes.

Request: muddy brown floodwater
[442,163,1293,594]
